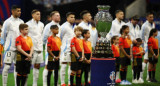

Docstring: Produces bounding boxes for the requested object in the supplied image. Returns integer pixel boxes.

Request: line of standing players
[0,5,98,86]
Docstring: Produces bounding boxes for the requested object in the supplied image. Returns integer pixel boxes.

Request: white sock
[14,65,17,86]
[116,71,120,80]
[43,68,48,86]
[68,65,71,84]
[2,64,10,86]
[33,68,39,86]
[146,63,149,80]
[52,70,55,78]
[60,64,67,85]
[88,71,91,82]
[140,62,146,78]
[24,76,28,86]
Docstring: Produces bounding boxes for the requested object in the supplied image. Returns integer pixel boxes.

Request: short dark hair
[19,23,28,31]
[50,25,58,29]
[11,5,20,10]
[31,9,40,15]
[66,12,75,18]
[111,36,118,44]
[120,25,129,34]
[146,12,154,17]
[82,29,89,37]
[0,29,2,32]
[74,26,83,32]
[115,10,123,15]
[133,38,142,46]
[80,10,90,19]
[136,38,142,43]
[50,11,59,17]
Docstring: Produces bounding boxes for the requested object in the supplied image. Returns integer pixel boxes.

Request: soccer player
[60,12,76,86]
[26,9,44,86]
[119,25,132,85]
[43,11,61,85]
[106,10,125,40]
[132,38,145,83]
[111,36,121,83]
[78,10,98,48]
[70,26,84,86]
[15,24,33,86]
[82,29,92,86]
[126,15,141,42]
[1,5,24,86]
[140,12,155,81]
[147,29,159,82]
[43,25,61,86]
[0,29,4,68]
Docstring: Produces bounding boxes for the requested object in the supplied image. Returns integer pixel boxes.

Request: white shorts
[144,44,148,60]
[60,51,71,63]
[45,51,49,65]
[4,51,17,64]
[32,51,44,64]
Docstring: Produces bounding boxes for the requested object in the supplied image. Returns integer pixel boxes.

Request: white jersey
[60,22,76,52]
[141,21,155,44]
[26,19,44,51]
[1,15,24,51]
[126,21,141,41]
[78,21,98,47]
[106,18,125,40]
[43,21,61,45]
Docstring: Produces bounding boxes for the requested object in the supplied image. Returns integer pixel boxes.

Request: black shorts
[133,58,142,72]
[47,51,60,70]
[120,48,131,66]
[71,52,82,71]
[82,53,91,71]
[115,57,120,71]
[149,49,158,64]
[16,51,31,75]
[115,57,121,66]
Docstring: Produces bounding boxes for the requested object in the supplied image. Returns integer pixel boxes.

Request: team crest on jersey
[17,41,19,43]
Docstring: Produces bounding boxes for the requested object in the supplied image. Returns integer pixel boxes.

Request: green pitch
[0,56,160,86]
[0,60,160,86]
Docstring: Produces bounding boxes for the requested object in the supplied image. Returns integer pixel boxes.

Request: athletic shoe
[137,78,144,83]
[116,79,121,83]
[146,76,149,81]
[132,79,138,84]
[152,79,158,83]
[61,84,66,86]
[125,80,132,85]
[148,78,153,82]
[120,80,126,85]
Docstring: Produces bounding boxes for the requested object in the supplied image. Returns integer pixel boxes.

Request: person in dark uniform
[15,24,33,86]
[119,25,132,85]
[147,29,159,82]
[70,26,84,86]
[132,38,145,83]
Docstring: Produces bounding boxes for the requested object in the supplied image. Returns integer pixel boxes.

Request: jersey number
[7,52,11,57]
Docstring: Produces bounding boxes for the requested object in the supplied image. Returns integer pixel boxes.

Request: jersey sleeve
[148,38,152,47]
[15,37,21,46]
[43,25,50,44]
[1,20,9,43]
[111,45,115,57]
[47,37,52,47]
[132,47,137,55]
[71,38,75,48]
[119,38,124,46]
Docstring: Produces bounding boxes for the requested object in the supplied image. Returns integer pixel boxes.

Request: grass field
[0,58,160,86]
